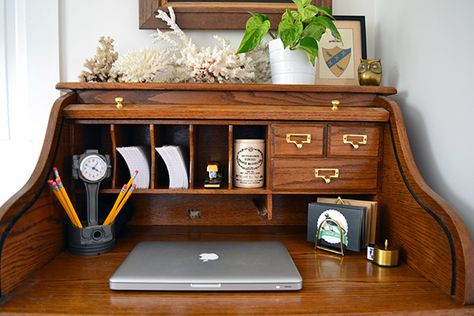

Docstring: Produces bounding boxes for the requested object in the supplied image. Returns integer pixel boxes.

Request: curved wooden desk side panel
[378,96,474,304]
[0,93,76,296]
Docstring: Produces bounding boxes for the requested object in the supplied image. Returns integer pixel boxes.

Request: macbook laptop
[109,241,302,291]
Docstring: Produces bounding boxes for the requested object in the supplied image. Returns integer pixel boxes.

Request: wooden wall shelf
[0,83,472,314]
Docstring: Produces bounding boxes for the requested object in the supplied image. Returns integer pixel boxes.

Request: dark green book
[307,202,367,252]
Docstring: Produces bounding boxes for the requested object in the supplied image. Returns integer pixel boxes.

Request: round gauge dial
[79,154,108,182]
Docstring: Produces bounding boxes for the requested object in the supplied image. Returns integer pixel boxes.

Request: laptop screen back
[109,241,302,291]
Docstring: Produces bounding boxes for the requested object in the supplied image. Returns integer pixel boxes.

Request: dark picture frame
[139,0,332,30]
[316,15,367,85]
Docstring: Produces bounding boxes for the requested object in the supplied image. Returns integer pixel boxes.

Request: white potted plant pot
[268,39,316,85]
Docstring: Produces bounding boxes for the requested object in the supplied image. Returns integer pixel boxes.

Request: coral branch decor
[78,37,121,82]
[78,8,270,84]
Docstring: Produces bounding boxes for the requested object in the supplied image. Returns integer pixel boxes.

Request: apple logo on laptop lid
[199,253,219,262]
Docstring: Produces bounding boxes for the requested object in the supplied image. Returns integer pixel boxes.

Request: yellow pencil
[56,179,83,228]
[104,184,136,225]
[103,184,128,225]
[49,181,81,228]
[104,170,138,224]
[54,167,83,228]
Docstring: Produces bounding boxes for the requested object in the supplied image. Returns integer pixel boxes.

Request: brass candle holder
[373,239,400,267]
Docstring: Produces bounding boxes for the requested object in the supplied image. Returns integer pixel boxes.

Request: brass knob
[115,97,124,109]
[331,100,340,111]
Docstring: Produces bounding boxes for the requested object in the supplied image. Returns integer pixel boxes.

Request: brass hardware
[314,168,339,184]
[331,100,340,111]
[315,217,345,256]
[115,97,124,109]
[343,134,367,149]
[286,133,311,149]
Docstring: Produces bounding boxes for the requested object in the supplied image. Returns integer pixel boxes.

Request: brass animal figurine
[358,59,382,86]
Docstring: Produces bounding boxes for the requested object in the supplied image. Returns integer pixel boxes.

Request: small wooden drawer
[272,124,324,157]
[328,124,381,157]
[272,158,378,192]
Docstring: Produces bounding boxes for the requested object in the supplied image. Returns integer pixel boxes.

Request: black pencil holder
[67,223,115,256]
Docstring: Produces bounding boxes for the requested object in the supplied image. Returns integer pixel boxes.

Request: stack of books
[156,146,189,189]
[116,146,150,189]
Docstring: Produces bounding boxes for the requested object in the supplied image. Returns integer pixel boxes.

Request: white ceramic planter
[268,38,316,85]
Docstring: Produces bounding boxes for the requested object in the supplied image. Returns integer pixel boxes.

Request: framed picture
[139,0,332,30]
[316,16,367,86]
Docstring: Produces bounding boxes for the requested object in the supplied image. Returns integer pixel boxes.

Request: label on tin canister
[234,139,265,188]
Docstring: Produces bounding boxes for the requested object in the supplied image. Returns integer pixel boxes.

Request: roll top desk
[0,83,472,314]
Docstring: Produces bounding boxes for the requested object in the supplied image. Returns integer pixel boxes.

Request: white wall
[0,0,59,206]
[60,0,375,81]
[374,0,474,240]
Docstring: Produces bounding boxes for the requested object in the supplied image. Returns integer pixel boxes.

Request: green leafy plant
[236,0,341,65]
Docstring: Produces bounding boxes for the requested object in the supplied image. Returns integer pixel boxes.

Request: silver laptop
[109,241,302,291]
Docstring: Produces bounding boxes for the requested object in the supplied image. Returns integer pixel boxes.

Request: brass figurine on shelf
[204,161,222,188]
[358,59,382,86]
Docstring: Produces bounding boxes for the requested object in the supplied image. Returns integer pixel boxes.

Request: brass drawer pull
[343,134,367,149]
[331,100,340,111]
[286,133,311,149]
[314,168,339,184]
[115,97,124,109]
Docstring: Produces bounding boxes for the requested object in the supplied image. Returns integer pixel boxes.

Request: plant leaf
[318,6,335,19]
[294,0,319,23]
[278,10,303,48]
[236,13,271,54]
[303,23,326,41]
[309,16,341,42]
[293,0,312,9]
[300,5,319,23]
[298,37,318,65]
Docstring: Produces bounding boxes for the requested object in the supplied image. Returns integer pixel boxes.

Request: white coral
[153,7,270,83]
[114,48,169,83]
[79,36,120,82]
[77,8,270,84]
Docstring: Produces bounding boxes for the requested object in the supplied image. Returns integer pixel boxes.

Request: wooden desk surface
[0,226,471,315]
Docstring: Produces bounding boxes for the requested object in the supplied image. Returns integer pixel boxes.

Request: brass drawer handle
[314,168,339,184]
[115,97,124,109]
[343,134,367,149]
[331,100,340,111]
[286,133,311,149]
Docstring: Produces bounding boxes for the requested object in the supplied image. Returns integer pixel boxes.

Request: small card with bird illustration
[307,202,367,252]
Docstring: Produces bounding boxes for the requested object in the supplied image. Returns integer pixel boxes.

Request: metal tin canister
[234,139,265,188]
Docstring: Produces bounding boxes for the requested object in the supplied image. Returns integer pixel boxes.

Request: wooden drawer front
[328,125,380,157]
[272,124,324,157]
[272,158,378,191]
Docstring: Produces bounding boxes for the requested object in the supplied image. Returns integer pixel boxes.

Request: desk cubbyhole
[232,125,267,190]
[233,125,267,140]
[152,125,190,189]
[193,125,229,189]
[110,124,151,189]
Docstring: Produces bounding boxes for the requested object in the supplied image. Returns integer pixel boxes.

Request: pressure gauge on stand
[72,150,111,226]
